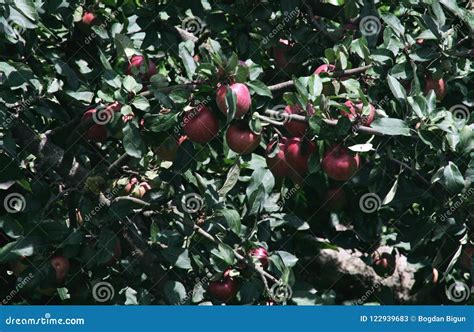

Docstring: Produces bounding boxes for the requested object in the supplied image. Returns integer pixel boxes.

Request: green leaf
[247,80,272,98]
[218,163,240,197]
[380,13,405,37]
[387,74,407,103]
[217,209,241,234]
[163,281,187,305]
[225,87,237,123]
[442,162,465,193]
[123,123,144,158]
[162,248,192,269]
[370,118,411,136]
[132,95,150,111]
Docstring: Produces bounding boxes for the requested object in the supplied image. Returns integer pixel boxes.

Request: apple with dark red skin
[250,247,269,269]
[372,252,396,277]
[226,121,261,155]
[216,83,251,118]
[272,39,299,74]
[51,256,70,282]
[322,145,360,181]
[126,55,157,80]
[283,105,308,137]
[105,241,122,266]
[208,271,238,302]
[82,12,96,25]
[155,136,187,161]
[285,138,316,175]
[81,109,108,142]
[266,138,290,177]
[460,245,473,270]
[342,101,376,126]
[424,75,446,100]
[323,187,346,211]
[183,106,220,144]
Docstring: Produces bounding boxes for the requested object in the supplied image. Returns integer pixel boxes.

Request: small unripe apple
[183,106,220,144]
[322,145,360,181]
[266,138,290,177]
[216,83,251,118]
[250,247,269,269]
[323,187,346,211]
[82,11,96,25]
[342,101,376,126]
[424,75,446,100]
[131,182,151,199]
[226,121,261,155]
[283,105,308,137]
[208,271,238,302]
[126,55,157,81]
[81,109,108,142]
[285,137,316,175]
[51,256,70,283]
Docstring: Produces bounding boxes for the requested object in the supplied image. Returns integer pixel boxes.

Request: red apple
[208,272,238,302]
[314,64,336,75]
[285,137,316,175]
[266,138,290,177]
[183,106,220,144]
[323,187,346,211]
[124,177,138,195]
[216,83,251,118]
[322,145,360,181]
[372,252,396,277]
[106,241,122,266]
[272,39,299,73]
[250,247,269,269]
[82,12,96,25]
[424,75,446,100]
[81,109,108,142]
[51,256,70,282]
[155,136,187,161]
[226,121,261,155]
[460,246,473,270]
[126,55,157,80]
[342,100,376,126]
[283,105,308,137]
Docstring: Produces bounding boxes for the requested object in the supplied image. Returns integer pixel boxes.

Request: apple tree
[0,0,472,305]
